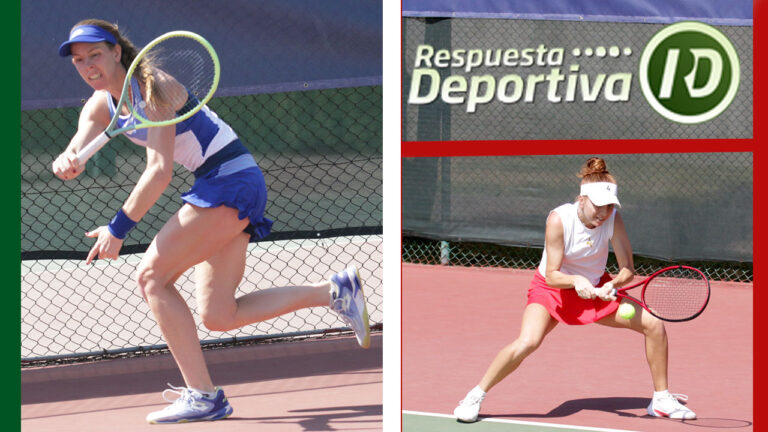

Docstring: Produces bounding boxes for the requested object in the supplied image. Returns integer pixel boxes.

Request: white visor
[580,182,621,208]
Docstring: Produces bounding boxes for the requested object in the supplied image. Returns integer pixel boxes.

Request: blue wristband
[107,209,138,239]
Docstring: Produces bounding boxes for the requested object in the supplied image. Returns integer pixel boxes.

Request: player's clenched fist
[52,151,84,180]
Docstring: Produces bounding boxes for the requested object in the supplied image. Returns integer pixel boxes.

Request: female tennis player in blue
[52,19,371,424]
[453,157,696,422]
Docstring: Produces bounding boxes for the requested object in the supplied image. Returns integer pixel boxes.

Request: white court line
[402,411,640,432]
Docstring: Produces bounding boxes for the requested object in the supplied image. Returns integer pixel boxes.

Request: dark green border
[10,2,22,430]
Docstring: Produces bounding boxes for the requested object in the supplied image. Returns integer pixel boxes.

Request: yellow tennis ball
[618,303,636,319]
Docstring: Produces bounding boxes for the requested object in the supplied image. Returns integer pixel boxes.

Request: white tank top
[106,78,239,172]
[537,202,616,286]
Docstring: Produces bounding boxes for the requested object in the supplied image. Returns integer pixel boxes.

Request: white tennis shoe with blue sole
[146,385,233,424]
[329,266,371,348]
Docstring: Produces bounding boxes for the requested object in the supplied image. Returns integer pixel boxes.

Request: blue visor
[59,25,118,57]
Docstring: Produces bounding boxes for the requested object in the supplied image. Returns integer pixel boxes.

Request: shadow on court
[483,397,752,429]
[22,336,381,404]
[484,396,651,419]
[234,404,383,430]
[22,335,383,431]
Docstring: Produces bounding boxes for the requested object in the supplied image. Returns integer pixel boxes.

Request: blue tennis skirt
[181,151,274,242]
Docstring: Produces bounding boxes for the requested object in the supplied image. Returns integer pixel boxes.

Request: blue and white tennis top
[106,78,239,172]
[537,202,617,286]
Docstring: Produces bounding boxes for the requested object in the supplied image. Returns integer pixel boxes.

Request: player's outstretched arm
[52,92,110,180]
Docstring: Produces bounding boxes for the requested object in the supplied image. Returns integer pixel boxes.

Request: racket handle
[76,132,112,166]
[611,288,617,297]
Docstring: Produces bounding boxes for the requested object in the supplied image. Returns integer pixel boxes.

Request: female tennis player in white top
[52,19,371,424]
[453,157,696,423]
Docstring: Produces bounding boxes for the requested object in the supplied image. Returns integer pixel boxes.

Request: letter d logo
[639,21,740,124]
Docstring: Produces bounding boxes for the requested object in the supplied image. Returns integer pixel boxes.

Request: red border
[753,0,763,429]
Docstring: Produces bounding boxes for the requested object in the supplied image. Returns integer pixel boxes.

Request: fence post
[440,240,450,265]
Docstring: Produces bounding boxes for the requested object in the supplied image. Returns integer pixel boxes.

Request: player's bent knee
[135,264,172,300]
[197,297,239,331]
[642,315,666,338]
[199,312,235,332]
[515,335,544,355]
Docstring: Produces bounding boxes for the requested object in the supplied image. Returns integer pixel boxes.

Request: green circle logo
[639,21,740,124]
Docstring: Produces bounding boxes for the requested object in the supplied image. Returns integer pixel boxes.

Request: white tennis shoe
[453,387,486,422]
[647,392,696,420]
[146,384,233,424]
[329,266,371,348]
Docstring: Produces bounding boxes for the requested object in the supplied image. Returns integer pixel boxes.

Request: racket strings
[133,36,217,123]
[643,268,709,321]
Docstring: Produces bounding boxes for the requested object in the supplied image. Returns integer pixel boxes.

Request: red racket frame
[611,265,710,322]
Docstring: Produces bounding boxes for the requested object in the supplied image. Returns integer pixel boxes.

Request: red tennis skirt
[528,271,619,325]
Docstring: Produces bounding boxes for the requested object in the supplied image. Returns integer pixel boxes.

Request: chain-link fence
[22,87,383,365]
[402,237,752,283]
[21,1,383,365]
[403,153,752,283]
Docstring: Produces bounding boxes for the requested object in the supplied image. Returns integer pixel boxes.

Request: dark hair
[578,157,616,184]
[72,19,160,106]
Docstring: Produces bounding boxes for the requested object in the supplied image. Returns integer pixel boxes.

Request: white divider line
[402,410,640,432]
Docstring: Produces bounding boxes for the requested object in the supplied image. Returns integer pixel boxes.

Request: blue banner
[22,0,382,109]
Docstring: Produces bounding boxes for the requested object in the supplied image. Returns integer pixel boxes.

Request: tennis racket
[75,30,220,165]
[610,265,710,322]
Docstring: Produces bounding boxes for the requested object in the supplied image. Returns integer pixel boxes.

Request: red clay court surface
[403,263,753,432]
[22,334,382,431]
